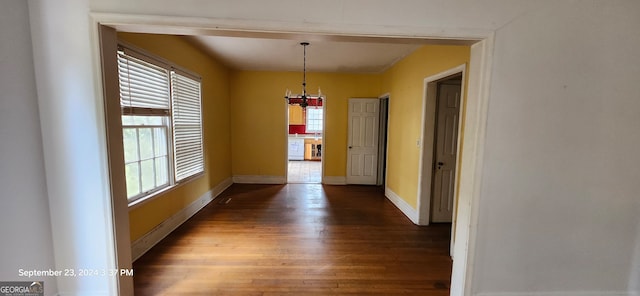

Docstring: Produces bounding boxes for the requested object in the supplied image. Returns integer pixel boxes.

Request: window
[117,45,204,203]
[306,107,323,133]
[122,116,170,199]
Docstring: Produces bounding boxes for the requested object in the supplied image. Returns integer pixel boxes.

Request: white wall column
[28,0,118,294]
[472,1,640,294]
[0,1,58,294]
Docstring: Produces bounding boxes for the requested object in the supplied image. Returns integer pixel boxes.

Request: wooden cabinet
[288,105,305,125]
[304,139,322,160]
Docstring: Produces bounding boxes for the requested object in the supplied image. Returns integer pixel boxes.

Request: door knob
[348,146,352,149]
[437,162,444,169]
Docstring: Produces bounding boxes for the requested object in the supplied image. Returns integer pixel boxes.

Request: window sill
[127,185,174,211]
[127,172,204,211]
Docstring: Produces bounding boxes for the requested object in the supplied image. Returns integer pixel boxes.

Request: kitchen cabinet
[304,139,322,160]
[288,105,305,125]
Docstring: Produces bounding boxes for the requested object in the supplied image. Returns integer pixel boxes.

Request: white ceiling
[188,35,424,73]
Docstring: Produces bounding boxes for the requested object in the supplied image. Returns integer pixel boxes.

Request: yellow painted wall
[230,71,381,178]
[381,45,470,209]
[118,33,232,241]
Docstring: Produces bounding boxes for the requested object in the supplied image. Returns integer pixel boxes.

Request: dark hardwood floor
[133,184,452,295]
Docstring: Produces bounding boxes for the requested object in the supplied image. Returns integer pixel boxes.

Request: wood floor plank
[133,184,452,295]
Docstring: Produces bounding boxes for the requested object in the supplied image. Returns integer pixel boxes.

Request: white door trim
[90,13,494,296]
[284,97,290,183]
[320,97,326,184]
[96,25,133,295]
[450,36,495,296]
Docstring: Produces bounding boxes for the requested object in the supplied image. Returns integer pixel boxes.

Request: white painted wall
[474,1,640,295]
[0,1,57,295]
[28,0,118,294]
[18,0,640,295]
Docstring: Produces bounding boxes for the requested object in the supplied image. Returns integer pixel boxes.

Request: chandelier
[285,42,322,109]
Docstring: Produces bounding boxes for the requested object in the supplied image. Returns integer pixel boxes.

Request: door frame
[417,64,466,228]
[284,96,326,184]
[96,25,135,295]
[92,14,494,296]
[319,97,326,183]
[284,98,290,183]
[377,94,390,186]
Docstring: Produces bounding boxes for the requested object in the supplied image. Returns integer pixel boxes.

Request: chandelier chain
[285,41,319,110]
[302,42,308,96]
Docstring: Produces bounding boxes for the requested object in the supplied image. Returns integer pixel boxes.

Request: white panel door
[431,83,461,223]
[347,98,379,184]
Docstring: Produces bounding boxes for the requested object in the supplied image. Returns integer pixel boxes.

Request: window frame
[117,42,204,206]
[121,116,174,202]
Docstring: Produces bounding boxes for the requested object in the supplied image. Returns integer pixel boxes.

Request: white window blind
[171,71,204,181]
[117,51,171,114]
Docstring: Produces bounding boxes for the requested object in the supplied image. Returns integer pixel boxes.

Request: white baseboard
[476,292,636,296]
[131,177,233,261]
[323,176,346,185]
[385,187,419,224]
[232,175,285,184]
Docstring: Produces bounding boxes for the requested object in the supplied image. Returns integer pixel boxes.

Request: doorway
[417,65,466,259]
[94,17,494,295]
[287,100,324,184]
[377,95,390,186]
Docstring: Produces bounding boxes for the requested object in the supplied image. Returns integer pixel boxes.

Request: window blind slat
[119,90,169,103]
[118,77,168,92]
[175,156,203,164]
[172,106,200,115]
[173,89,200,97]
[117,66,168,85]
[174,130,202,138]
[117,59,168,86]
[175,146,202,153]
